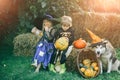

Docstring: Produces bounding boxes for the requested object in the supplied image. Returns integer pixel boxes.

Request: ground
[0,44,120,80]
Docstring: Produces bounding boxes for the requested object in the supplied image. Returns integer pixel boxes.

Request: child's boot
[31,59,37,67]
[59,63,66,74]
[49,64,56,73]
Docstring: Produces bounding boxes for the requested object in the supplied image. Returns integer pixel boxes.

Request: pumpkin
[84,68,95,77]
[80,68,86,72]
[54,37,69,50]
[83,59,91,67]
[91,62,97,67]
[94,66,99,71]
[93,71,97,76]
[73,38,86,49]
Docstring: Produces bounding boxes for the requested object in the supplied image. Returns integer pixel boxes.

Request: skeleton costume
[50,27,74,64]
[49,15,74,74]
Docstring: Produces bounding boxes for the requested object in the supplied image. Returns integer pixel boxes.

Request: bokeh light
[92,0,120,12]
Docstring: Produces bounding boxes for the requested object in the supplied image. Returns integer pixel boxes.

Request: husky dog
[90,39,120,74]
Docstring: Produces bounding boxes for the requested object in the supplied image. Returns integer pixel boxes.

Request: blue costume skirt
[33,41,54,69]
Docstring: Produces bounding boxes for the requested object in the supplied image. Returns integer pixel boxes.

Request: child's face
[43,19,52,28]
[61,23,70,31]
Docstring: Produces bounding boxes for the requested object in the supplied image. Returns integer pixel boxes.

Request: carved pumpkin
[73,38,86,49]
[54,37,69,50]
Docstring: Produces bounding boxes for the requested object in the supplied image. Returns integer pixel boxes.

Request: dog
[90,39,120,74]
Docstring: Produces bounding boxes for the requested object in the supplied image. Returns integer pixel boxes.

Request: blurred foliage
[0,0,82,45]
[2,0,120,40]
[0,0,19,45]
[17,0,82,34]
[13,33,41,56]
[116,48,120,60]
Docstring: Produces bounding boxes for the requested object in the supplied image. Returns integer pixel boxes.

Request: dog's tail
[118,62,120,71]
[112,58,120,71]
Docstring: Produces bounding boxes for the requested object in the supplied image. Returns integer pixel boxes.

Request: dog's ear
[102,39,108,48]
[103,40,108,44]
[102,39,109,44]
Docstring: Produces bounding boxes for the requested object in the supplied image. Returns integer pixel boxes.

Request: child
[31,14,57,72]
[49,15,74,74]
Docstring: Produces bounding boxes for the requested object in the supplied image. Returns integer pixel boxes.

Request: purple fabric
[33,41,54,69]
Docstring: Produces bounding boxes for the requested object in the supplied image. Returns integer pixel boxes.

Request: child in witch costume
[49,15,74,74]
[31,14,57,72]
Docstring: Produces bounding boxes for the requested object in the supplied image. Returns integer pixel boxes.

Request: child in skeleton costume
[31,14,57,72]
[49,15,74,74]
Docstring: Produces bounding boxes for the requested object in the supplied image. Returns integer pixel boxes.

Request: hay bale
[84,13,120,48]
[13,33,42,56]
[71,12,120,48]
[66,48,79,72]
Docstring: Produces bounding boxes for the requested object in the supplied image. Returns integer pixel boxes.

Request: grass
[0,44,120,80]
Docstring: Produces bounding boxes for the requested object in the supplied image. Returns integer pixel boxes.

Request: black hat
[33,14,59,30]
[43,14,60,25]
[43,14,54,22]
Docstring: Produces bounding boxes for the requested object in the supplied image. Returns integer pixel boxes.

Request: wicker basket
[77,49,100,78]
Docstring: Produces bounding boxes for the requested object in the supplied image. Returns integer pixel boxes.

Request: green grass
[0,45,120,80]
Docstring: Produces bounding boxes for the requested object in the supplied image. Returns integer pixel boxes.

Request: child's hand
[44,27,49,32]
[65,37,69,42]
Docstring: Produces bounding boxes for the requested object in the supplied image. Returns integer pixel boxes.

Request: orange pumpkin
[94,66,99,71]
[73,38,86,49]
[91,62,97,68]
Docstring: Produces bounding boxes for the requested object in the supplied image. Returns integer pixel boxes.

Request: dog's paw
[100,72,103,74]
[100,70,103,74]
[107,71,111,73]
[117,71,120,74]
